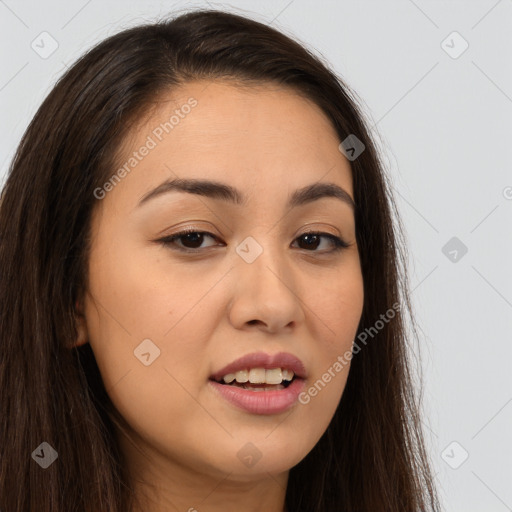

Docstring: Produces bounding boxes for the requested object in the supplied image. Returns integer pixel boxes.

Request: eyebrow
[138,177,355,210]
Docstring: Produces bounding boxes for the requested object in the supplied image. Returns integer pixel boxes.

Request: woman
[0,9,441,512]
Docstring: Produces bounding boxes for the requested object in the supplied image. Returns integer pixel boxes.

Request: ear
[72,298,89,347]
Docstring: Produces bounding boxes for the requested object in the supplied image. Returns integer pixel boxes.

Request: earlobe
[74,315,89,347]
[73,299,89,348]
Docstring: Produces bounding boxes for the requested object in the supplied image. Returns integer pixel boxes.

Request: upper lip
[210,351,307,381]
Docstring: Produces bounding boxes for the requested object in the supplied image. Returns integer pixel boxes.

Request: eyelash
[155,228,350,254]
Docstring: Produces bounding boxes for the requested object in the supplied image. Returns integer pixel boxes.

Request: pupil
[300,234,319,250]
[183,233,203,248]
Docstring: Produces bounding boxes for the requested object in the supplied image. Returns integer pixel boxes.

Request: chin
[214,433,315,479]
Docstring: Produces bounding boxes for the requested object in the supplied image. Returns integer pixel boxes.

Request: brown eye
[156,230,349,254]
[157,230,221,251]
[293,232,349,252]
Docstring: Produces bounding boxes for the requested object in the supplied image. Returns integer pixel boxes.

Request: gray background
[1,1,511,510]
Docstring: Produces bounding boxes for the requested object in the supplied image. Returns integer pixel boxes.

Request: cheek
[298,261,363,419]
[85,233,215,339]
[306,262,364,350]
[83,234,224,404]
[83,254,222,466]
[83,273,206,392]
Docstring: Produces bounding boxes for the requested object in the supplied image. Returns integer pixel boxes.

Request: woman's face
[80,80,364,484]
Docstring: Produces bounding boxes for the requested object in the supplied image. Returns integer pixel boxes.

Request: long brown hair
[0,9,440,511]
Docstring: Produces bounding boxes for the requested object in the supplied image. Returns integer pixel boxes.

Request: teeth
[221,367,295,385]
[249,368,266,384]
[282,369,294,381]
[265,368,283,384]
[235,370,249,383]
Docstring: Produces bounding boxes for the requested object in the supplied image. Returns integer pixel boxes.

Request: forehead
[102,80,353,212]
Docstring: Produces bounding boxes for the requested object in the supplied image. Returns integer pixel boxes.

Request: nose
[227,244,306,333]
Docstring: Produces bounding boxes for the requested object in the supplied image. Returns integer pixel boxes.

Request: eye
[156,229,222,251]
[292,232,349,252]
[155,229,350,253]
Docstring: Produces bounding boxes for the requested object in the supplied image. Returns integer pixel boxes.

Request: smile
[209,352,307,414]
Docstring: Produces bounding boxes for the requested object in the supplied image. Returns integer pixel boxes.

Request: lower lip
[208,378,305,415]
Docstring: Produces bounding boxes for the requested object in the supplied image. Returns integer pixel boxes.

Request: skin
[74,80,364,512]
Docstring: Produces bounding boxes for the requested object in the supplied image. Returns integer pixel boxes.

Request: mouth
[210,367,298,391]
[209,351,306,389]
[208,352,307,414]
